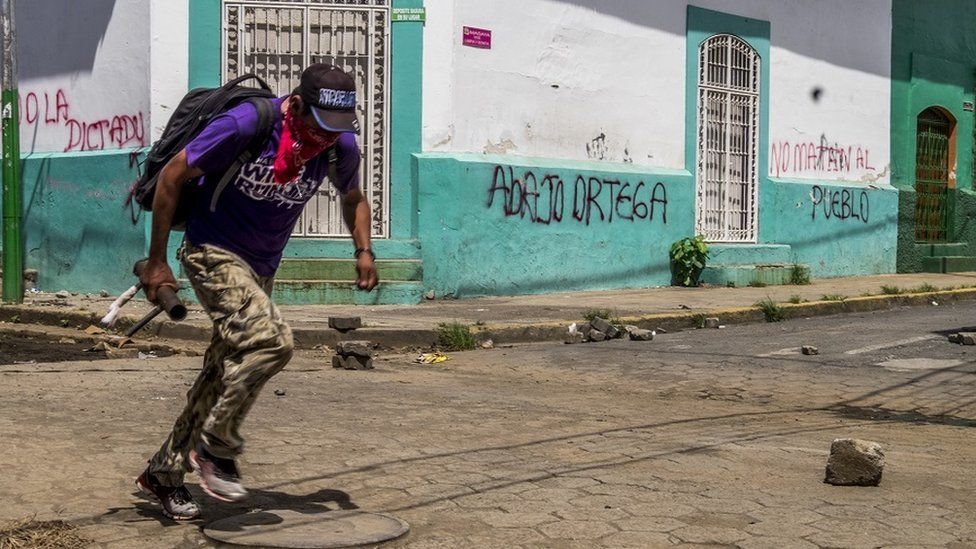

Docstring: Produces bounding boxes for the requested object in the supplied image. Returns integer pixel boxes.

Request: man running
[136,64,378,520]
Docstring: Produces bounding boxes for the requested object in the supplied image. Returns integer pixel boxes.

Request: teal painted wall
[8,150,147,293]
[762,179,898,276]
[417,154,692,297]
[892,0,976,271]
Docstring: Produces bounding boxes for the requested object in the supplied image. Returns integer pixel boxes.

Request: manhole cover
[204,509,409,548]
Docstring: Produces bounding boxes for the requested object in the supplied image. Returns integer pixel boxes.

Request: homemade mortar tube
[132,259,188,322]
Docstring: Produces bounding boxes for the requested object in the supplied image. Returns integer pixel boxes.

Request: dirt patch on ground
[0,334,105,365]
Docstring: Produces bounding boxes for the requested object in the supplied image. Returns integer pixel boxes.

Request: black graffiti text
[486,165,667,226]
[811,185,869,223]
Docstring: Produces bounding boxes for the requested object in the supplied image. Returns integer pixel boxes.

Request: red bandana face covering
[273,110,338,184]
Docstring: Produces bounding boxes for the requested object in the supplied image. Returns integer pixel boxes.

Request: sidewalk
[6,271,976,348]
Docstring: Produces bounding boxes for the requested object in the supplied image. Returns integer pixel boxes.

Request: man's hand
[356,254,379,291]
[140,259,178,304]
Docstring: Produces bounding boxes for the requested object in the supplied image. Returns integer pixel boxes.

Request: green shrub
[788,295,803,304]
[820,294,846,302]
[880,285,902,295]
[912,283,937,293]
[669,236,709,287]
[789,264,811,285]
[755,299,783,322]
[436,322,478,351]
[748,280,768,288]
[583,309,616,323]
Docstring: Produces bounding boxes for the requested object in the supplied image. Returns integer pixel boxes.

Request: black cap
[297,64,360,134]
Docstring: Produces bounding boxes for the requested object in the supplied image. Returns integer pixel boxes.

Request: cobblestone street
[2,302,975,548]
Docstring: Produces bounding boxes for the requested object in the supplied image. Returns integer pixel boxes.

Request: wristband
[355,248,375,260]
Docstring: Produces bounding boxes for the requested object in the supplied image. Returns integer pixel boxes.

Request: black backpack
[127,74,278,229]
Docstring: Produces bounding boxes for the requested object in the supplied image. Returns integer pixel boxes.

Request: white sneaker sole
[188,450,247,503]
[135,476,200,521]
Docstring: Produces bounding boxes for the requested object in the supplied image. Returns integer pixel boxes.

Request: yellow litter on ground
[415,353,450,364]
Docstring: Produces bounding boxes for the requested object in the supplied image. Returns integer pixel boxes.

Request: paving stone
[738,536,819,549]
[672,525,749,544]
[336,340,373,357]
[537,520,618,540]
[824,438,884,486]
[473,510,556,528]
[328,316,362,332]
[613,517,685,532]
[599,531,672,547]
[704,317,720,329]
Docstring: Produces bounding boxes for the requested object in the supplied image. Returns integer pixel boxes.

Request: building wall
[891,0,976,272]
[417,0,896,297]
[5,0,152,293]
[422,0,891,184]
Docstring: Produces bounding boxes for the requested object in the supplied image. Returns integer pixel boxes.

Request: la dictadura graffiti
[486,165,667,226]
[811,185,869,223]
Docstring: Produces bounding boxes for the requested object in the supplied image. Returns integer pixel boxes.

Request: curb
[1,288,974,350]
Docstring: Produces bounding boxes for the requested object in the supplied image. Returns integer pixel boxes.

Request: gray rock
[626,326,655,341]
[274,389,286,396]
[704,317,720,329]
[333,354,374,370]
[825,438,884,486]
[628,328,654,341]
[590,317,614,333]
[564,332,585,345]
[948,333,962,343]
[328,316,362,332]
[801,345,819,355]
[337,340,373,357]
[99,290,110,298]
[960,332,976,345]
[55,290,71,299]
[588,330,608,342]
[424,290,436,300]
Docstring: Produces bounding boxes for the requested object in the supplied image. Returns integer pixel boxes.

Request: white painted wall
[422,0,891,184]
[150,0,189,143]
[16,0,150,154]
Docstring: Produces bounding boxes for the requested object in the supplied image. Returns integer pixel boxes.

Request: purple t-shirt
[184,96,361,276]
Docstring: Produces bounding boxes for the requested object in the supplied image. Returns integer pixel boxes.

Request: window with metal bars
[695,34,760,243]
[222,0,390,238]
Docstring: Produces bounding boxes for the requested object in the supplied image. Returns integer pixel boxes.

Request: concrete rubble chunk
[588,330,608,342]
[801,345,819,355]
[590,317,614,334]
[424,290,436,300]
[565,332,585,344]
[825,438,884,487]
[704,317,720,329]
[625,325,654,341]
[959,332,976,345]
[55,290,70,299]
[328,316,362,332]
[337,340,373,357]
[333,354,374,370]
[948,333,962,343]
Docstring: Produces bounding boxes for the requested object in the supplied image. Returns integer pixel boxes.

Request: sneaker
[189,444,248,503]
[135,469,201,520]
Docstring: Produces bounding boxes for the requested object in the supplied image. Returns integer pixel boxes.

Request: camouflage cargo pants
[148,243,293,487]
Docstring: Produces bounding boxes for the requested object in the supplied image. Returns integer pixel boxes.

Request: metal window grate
[695,34,760,243]
[223,0,390,238]
[915,108,951,243]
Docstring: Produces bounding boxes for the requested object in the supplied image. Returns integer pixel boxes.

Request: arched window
[695,34,760,242]
[915,107,955,242]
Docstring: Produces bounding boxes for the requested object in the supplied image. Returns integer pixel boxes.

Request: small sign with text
[462,26,492,49]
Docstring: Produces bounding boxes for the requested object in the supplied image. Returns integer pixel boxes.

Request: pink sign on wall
[462,26,492,49]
